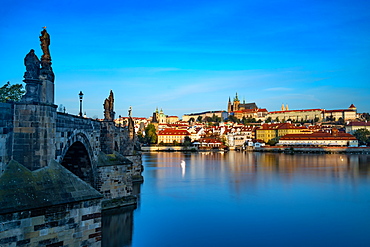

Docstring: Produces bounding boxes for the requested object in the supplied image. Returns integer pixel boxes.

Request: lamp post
[79,91,84,117]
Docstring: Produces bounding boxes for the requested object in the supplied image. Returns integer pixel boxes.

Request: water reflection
[102,152,370,247]
[102,206,135,247]
[102,181,142,247]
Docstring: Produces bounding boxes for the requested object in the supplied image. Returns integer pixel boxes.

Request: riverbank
[141,146,197,152]
[255,146,370,154]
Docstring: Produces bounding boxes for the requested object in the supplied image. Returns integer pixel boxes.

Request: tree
[227,115,239,123]
[353,128,370,145]
[145,124,157,144]
[137,130,146,143]
[337,117,345,125]
[267,139,278,146]
[183,136,192,147]
[241,116,248,125]
[0,82,25,102]
[197,116,203,122]
[361,113,370,121]
[265,117,272,123]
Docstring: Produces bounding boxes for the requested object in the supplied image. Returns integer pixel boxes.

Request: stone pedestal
[12,102,57,170]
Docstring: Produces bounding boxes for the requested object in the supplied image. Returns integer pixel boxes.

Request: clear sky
[1,0,369,118]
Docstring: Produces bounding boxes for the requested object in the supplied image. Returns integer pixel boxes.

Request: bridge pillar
[12,29,57,170]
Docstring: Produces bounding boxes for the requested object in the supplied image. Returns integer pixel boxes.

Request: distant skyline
[1,0,369,118]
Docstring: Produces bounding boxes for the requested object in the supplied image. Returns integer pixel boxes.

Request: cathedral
[227,93,258,113]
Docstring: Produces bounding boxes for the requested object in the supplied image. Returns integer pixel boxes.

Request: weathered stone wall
[99,121,116,155]
[55,112,101,164]
[0,160,103,246]
[119,128,135,156]
[12,102,57,170]
[0,102,14,175]
[0,199,102,246]
[125,154,144,182]
[96,153,137,209]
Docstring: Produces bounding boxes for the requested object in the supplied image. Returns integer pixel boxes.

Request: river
[102,152,370,247]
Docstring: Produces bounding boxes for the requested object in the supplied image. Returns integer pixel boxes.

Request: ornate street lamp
[79,91,84,117]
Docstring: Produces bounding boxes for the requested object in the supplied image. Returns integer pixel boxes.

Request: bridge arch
[60,131,97,188]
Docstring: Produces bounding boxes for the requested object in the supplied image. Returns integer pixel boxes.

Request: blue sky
[1,0,369,118]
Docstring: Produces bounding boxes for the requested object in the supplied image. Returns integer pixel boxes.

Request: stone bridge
[0,29,142,246]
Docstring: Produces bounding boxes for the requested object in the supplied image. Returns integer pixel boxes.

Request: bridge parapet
[0,102,14,175]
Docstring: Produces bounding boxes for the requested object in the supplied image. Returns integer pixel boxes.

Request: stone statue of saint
[24,49,40,79]
[128,106,132,117]
[39,29,51,60]
[103,90,115,120]
[104,98,110,119]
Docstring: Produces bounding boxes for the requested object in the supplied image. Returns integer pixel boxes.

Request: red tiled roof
[259,123,306,130]
[347,122,370,126]
[199,138,223,144]
[269,109,323,114]
[158,129,190,136]
[280,132,356,140]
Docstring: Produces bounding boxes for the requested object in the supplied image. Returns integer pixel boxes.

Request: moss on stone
[97,151,133,167]
[0,160,102,214]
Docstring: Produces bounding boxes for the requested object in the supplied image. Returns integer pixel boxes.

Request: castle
[227,92,258,113]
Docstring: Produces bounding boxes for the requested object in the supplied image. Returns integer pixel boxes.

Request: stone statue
[39,28,54,82]
[40,29,51,61]
[103,90,115,120]
[128,106,132,117]
[24,49,40,80]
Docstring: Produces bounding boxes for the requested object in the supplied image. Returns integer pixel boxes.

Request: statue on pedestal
[39,28,54,82]
[24,49,40,80]
[103,90,115,121]
[40,29,51,62]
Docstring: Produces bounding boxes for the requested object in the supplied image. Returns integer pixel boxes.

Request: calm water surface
[102,152,370,247]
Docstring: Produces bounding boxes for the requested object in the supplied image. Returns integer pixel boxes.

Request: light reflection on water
[102,152,370,247]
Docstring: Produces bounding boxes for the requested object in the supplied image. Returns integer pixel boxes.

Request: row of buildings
[112,94,368,149]
[115,113,368,148]
[182,93,359,123]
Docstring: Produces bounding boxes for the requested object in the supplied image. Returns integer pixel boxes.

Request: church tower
[233,92,240,111]
[227,97,232,112]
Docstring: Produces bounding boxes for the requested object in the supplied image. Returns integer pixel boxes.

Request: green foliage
[144,124,157,144]
[337,117,345,125]
[362,113,370,121]
[267,139,278,146]
[227,115,239,123]
[183,136,192,147]
[0,82,25,102]
[265,117,272,123]
[353,128,370,145]
[197,116,203,122]
[137,131,146,143]
[211,114,221,123]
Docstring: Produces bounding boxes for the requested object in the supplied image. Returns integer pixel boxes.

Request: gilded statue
[39,29,51,60]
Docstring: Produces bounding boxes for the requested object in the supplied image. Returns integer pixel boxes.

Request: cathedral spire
[234,92,239,102]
